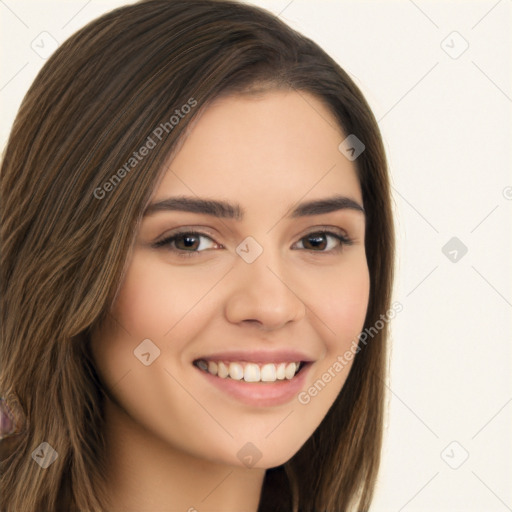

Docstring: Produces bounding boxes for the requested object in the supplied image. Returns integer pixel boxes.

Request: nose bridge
[223,238,306,329]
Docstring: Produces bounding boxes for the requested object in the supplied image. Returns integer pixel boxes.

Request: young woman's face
[90,90,369,469]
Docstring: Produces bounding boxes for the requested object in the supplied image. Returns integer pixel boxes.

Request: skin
[90,90,370,512]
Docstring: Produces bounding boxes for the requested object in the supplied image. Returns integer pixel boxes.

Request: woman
[0,0,394,510]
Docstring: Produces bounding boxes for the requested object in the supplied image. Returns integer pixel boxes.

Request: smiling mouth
[193,359,305,383]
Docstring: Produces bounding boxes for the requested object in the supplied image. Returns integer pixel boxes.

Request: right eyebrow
[143,196,243,219]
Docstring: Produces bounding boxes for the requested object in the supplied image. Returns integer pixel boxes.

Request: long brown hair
[0,1,394,510]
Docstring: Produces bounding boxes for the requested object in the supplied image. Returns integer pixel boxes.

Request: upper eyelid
[157,225,349,240]
[171,222,347,235]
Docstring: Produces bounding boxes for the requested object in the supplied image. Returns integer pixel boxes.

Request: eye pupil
[178,234,199,250]
[305,234,327,250]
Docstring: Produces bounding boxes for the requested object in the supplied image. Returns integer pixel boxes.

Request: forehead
[153,90,362,209]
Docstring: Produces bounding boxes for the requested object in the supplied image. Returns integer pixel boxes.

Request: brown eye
[302,233,329,251]
[294,230,352,252]
[153,231,219,256]
[174,234,201,251]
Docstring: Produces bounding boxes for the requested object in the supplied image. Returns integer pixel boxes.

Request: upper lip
[193,349,315,364]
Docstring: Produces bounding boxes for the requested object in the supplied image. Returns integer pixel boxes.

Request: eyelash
[153,229,353,258]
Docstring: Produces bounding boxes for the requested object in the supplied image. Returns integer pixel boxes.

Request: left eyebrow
[289,195,365,217]
[143,194,365,219]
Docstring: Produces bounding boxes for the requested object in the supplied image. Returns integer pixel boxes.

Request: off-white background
[1,1,511,511]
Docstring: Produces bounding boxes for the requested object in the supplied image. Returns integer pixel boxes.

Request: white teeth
[217,361,229,378]
[196,359,302,382]
[244,363,260,382]
[284,362,297,380]
[260,363,276,382]
[228,362,244,380]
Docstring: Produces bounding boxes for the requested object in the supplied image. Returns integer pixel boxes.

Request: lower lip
[196,363,312,407]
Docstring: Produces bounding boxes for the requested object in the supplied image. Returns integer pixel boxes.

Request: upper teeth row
[196,360,301,382]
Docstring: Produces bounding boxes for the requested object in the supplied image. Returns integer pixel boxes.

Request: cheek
[111,255,221,340]
[302,255,369,399]
[307,256,370,352]
[90,255,212,387]
[293,257,369,418]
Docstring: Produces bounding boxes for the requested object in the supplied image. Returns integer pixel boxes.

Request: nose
[224,252,307,331]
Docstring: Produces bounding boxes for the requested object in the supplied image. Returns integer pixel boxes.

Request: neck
[99,396,265,512]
